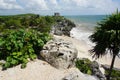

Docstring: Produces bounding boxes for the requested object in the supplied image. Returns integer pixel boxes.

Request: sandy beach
[54,35,120,69]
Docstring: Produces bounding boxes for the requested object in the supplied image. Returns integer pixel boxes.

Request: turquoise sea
[65,15,106,24]
[65,15,106,30]
[64,15,107,46]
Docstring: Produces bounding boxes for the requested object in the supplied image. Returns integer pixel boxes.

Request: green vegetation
[0,13,75,69]
[0,29,51,69]
[75,58,92,75]
[0,14,54,33]
[0,14,54,69]
[89,10,120,80]
[105,69,120,80]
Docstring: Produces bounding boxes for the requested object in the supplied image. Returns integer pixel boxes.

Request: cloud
[59,0,118,10]
[0,0,22,9]
[25,0,48,10]
[56,0,120,14]
[0,0,120,15]
[49,0,58,5]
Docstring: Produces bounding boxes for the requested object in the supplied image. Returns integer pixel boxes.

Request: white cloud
[46,0,61,10]
[49,0,58,5]
[0,0,120,15]
[56,0,120,14]
[0,0,22,9]
[18,0,48,10]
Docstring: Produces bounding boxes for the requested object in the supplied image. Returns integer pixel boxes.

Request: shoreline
[54,35,120,69]
[69,22,120,69]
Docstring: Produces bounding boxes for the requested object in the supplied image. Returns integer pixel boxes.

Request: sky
[0,0,120,15]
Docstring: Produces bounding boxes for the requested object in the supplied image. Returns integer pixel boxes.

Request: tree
[89,10,120,80]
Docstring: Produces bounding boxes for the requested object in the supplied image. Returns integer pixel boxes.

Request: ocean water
[65,15,106,46]
[65,15,106,29]
[65,15,106,23]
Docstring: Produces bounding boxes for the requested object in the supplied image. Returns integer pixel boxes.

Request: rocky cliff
[51,16,76,36]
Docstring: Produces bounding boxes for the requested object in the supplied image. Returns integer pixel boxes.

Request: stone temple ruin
[54,12,60,16]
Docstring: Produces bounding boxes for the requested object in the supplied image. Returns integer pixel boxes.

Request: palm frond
[89,11,120,59]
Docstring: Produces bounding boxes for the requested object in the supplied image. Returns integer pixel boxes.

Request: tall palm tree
[89,10,120,80]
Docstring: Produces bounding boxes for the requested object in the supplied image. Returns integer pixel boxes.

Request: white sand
[0,60,65,80]
[0,59,97,80]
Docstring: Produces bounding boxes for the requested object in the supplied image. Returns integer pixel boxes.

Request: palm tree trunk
[107,54,116,80]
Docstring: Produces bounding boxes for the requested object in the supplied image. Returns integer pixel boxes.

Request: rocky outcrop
[51,17,76,36]
[62,70,81,80]
[62,68,97,80]
[90,61,106,80]
[76,58,106,80]
[40,38,78,69]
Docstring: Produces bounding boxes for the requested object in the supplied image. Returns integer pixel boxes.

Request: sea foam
[70,23,94,47]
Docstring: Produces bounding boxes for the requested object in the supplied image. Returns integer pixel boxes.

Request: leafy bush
[5,19,22,29]
[0,29,51,69]
[75,58,92,75]
[0,14,55,33]
[105,69,120,79]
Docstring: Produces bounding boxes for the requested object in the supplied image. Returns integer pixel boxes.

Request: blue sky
[0,0,120,15]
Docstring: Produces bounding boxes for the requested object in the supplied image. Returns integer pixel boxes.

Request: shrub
[75,58,92,75]
[105,69,120,79]
[0,29,51,69]
[0,14,55,33]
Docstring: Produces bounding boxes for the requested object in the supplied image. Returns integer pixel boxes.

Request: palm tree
[89,10,120,80]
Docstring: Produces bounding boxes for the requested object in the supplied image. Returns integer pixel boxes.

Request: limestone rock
[62,70,80,80]
[40,38,78,69]
[62,68,97,80]
[51,18,76,36]
[91,61,106,80]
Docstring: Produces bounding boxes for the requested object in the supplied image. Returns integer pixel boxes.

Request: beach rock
[40,38,78,69]
[62,69,81,80]
[51,17,76,36]
[62,68,98,80]
[91,61,106,80]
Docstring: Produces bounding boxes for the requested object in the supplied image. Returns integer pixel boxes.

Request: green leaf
[87,70,92,75]
[24,54,29,58]
[17,52,22,56]
[19,43,23,49]
[7,46,11,50]
[0,40,5,46]
[30,54,37,60]
[3,62,11,69]
[28,49,34,53]
[11,59,18,65]
[11,52,17,56]
[6,57,12,62]
[22,58,28,63]
[21,63,26,69]
[37,39,44,46]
